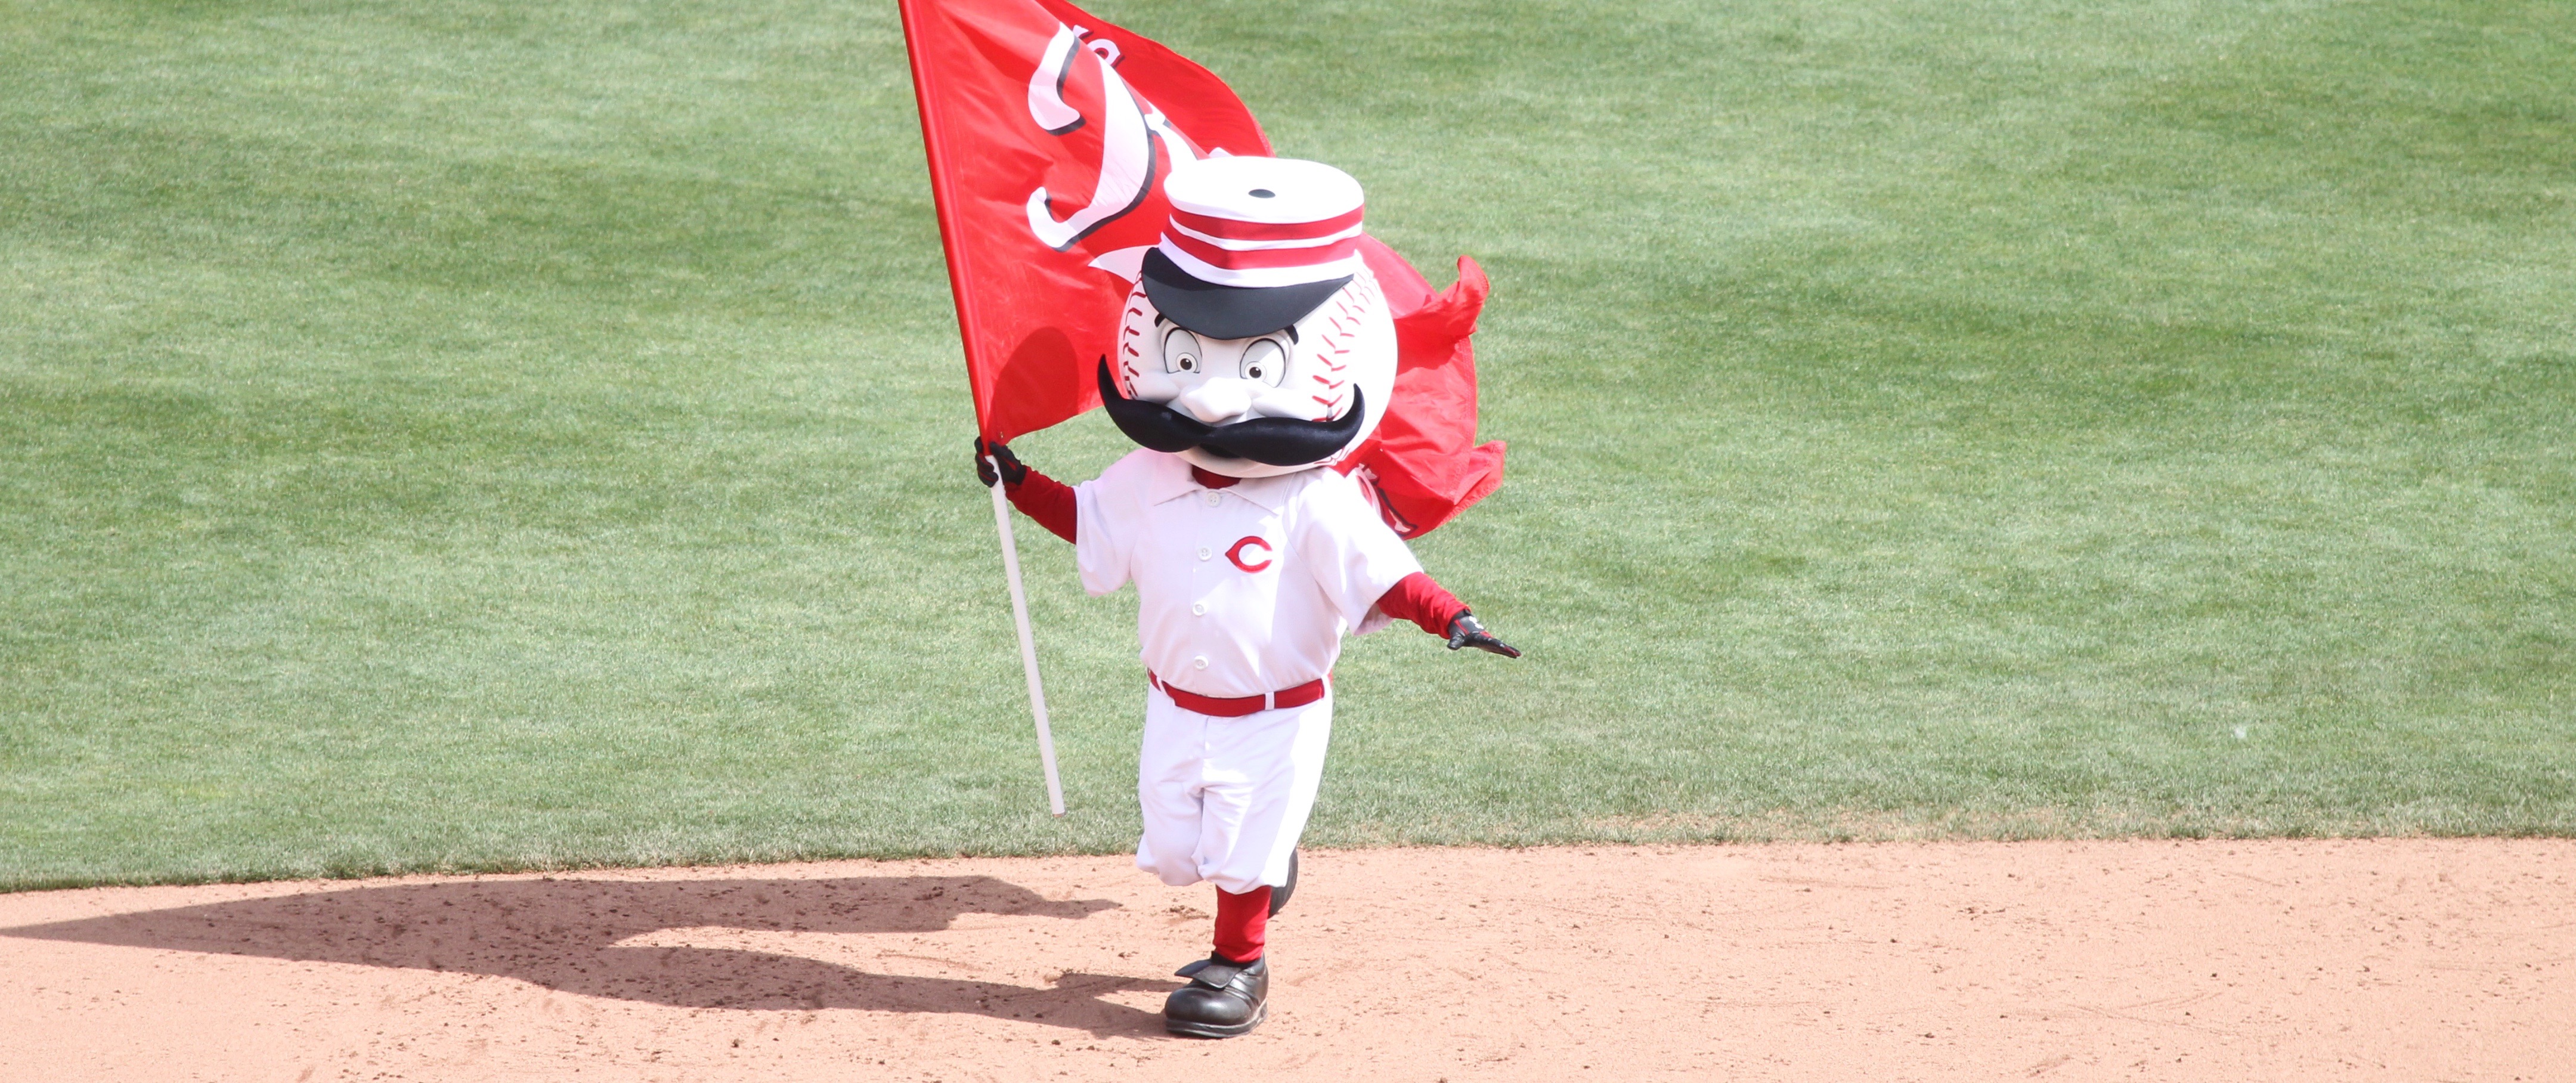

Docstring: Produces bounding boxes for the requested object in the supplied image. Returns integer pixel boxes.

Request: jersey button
[1191,656,1209,670]
[1197,546,1211,561]
[1203,491,1221,506]
[1191,602,1207,616]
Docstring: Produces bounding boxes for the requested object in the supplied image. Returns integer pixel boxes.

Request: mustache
[1097,359,1367,467]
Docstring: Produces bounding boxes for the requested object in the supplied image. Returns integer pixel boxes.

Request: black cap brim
[1141,247,1351,341]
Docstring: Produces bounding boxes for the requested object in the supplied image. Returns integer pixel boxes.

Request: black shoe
[1165,955,1268,1038]
[1269,850,1298,917]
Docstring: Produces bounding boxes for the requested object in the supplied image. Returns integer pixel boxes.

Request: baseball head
[1099,157,1396,479]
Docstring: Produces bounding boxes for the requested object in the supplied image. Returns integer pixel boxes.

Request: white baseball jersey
[1075,449,1421,698]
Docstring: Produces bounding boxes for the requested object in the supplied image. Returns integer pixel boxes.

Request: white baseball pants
[1134,686,1332,895]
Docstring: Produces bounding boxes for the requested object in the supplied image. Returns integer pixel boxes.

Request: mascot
[973,155,1518,1038]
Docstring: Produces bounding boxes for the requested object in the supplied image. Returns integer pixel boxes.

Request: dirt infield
[2,840,2568,1081]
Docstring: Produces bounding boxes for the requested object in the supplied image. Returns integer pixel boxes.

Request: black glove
[974,437,1030,488]
[1446,611,1521,658]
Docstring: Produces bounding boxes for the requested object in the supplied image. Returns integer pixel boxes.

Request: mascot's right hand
[974,437,1030,488]
[1446,612,1522,659]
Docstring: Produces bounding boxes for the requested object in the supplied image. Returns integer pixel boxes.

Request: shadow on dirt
[1,875,1172,1036]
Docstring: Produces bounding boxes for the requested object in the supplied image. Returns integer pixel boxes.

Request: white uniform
[1076,448,1421,893]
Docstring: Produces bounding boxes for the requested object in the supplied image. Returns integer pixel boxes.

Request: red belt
[1148,670,1330,717]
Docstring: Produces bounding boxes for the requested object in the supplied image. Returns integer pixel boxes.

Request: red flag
[1339,239,1507,539]
[899,0,1269,443]
[902,0,1505,534]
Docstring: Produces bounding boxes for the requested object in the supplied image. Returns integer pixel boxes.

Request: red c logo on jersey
[1225,536,1273,573]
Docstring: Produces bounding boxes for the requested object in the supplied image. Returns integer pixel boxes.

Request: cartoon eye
[1241,338,1286,387]
[1162,329,1202,375]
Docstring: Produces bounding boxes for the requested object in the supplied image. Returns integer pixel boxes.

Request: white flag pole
[987,457,1066,816]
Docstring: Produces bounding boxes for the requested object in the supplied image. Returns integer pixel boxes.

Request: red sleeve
[1374,571,1468,636]
[1005,469,1077,544]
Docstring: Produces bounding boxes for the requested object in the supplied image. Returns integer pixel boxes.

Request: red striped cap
[1153,157,1365,290]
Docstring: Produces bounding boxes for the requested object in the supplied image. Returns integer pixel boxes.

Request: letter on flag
[897,0,1271,443]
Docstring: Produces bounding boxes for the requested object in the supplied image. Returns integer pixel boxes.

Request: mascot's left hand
[1446,612,1522,658]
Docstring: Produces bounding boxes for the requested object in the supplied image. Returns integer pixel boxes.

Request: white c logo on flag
[1023,24,1199,252]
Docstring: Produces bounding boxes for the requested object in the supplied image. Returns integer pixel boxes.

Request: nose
[1174,379,1255,425]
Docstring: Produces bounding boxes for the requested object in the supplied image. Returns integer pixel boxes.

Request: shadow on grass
[0,875,1173,1037]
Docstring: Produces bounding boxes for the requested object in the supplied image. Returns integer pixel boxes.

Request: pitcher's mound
[4,840,2569,1081]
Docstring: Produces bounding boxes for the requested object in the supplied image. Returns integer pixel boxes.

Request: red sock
[1212,885,1272,963]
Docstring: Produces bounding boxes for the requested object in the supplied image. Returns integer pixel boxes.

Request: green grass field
[4,0,2571,891]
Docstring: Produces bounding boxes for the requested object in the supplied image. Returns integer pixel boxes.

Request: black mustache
[1097,359,1366,467]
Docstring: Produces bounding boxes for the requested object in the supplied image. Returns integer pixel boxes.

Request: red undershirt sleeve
[1004,469,1078,544]
[1374,571,1469,637]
